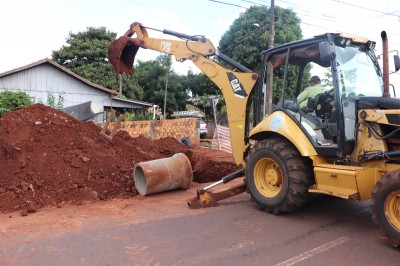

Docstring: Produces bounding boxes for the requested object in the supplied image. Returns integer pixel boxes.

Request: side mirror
[319,41,335,62]
[394,54,400,72]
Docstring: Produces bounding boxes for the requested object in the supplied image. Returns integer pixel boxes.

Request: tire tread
[371,170,400,248]
[246,138,313,214]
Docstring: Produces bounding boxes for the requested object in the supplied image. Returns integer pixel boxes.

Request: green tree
[135,55,189,117]
[322,67,333,89]
[219,6,303,105]
[181,70,220,119]
[184,70,219,97]
[190,94,226,120]
[219,5,302,73]
[52,27,144,100]
[0,91,32,116]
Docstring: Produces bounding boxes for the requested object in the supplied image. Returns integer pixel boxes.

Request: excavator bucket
[187,169,246,209]
[108,36,139,76]
[187,183,247,209]
[99,109,124,141]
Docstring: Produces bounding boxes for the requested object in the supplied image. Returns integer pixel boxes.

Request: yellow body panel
[361,109,400,124]
[128,23,218,62]
[249,111,318,157]
[352,123,388,161]
[310,164,380,200]
[351,109,400,161]
[193,56,258,166]
[383,163,400,173]
[313,33,369,44]
[337,33,369,43]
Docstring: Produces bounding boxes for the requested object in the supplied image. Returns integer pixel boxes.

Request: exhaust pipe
[381,31,390,98]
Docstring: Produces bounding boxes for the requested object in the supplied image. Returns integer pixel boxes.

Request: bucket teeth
[187,189,220,209]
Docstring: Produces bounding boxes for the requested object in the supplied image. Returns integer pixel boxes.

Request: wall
[111,118,200,145]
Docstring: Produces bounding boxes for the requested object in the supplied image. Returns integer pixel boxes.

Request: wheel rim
[254,157,282,198]
[384,189,400,232]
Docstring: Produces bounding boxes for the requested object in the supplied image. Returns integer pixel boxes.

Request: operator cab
[258,33,388,158]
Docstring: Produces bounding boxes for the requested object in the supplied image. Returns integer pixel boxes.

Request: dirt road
[1,180,399,266]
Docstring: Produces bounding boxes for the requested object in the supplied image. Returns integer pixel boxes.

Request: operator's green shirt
[297,84,326,108]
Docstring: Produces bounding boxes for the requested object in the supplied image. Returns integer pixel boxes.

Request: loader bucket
[108,36,139,76]
[187,183,247,209]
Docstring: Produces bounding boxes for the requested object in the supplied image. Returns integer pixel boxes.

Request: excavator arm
[108,22,217,75]
[108,22,259,166]
[108,22,259,208]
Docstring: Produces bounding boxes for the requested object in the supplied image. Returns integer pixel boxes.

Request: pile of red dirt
[0,104,239,214]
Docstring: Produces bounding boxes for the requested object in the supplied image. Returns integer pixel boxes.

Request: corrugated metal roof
[172,110,204,118]
[0,58,118,96]
[112,97,154,107]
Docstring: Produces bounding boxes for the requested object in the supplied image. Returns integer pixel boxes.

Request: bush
[0,107,9,116]
[38,91,65,110]
[121,111,153,121]
[0,91,32,116]
[46,91,64,110]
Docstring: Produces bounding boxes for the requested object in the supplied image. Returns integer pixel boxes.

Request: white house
[0,58,154,121]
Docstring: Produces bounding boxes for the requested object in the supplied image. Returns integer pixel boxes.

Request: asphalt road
[1,181,399,265]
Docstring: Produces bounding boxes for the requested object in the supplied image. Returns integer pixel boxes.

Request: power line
[370,9,400,20]
[280,0,400,19]
[238,0,263,6]
[278,0,337,20]
[331,0,400,17]
[208,0,247,9]
[124,0,400,47]
[250,0,400,42]
[207,0,353,35]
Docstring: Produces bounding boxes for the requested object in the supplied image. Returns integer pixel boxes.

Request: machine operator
[297,76,326,108]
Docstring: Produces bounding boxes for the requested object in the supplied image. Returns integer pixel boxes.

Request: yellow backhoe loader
[108,22,400,248]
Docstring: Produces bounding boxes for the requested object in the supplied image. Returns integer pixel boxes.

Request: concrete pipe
[134,153,192,196]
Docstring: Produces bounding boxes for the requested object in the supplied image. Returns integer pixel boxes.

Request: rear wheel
[245,138,313,214]
[371,170,400,248]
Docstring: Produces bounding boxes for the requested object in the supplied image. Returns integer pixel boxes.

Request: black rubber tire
[371,170,400,248]
[245,138,313,214]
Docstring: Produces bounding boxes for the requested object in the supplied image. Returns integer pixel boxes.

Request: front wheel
[371,170,400,248]
[245,138,313,214]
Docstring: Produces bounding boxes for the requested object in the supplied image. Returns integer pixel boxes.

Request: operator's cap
[309,76,321,83]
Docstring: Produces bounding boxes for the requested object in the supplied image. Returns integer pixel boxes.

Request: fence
[212,125,232,154]
[110,118,200,145]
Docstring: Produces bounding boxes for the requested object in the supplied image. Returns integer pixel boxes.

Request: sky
[1,0,400,84]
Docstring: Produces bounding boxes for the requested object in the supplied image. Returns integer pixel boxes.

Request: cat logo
[231,79,240,92]
[227,72,247,98]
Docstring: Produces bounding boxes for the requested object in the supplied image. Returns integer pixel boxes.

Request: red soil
[0,104,239,214]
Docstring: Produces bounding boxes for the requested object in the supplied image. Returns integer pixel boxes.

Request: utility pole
[118,74,122,96]
[268,0,275,49]
[264,0,275,116]
[163,69,169,120]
